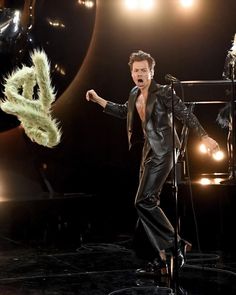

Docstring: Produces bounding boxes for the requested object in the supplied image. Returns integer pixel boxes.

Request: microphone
[165,74,180,83]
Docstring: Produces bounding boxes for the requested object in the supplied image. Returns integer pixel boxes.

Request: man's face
[131,60,153,90]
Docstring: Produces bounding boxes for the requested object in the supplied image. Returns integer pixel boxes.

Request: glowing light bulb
[199,143,207,154]
[180,0,194,8]
[212,150,224,161]
[200,178,211,185]
[213,178,224,184]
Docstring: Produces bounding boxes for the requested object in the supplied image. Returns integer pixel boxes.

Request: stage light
[48,19,65,28]
[199,178,211,185]
[54,64,66,76]
[199,143,207,154]
[78,0,95,9]
[124,0,155,11]
[199,144,224,161]
[180,0,195,8]
[212,150,224,161]
[213,178,224,184]
[199,177,225,186]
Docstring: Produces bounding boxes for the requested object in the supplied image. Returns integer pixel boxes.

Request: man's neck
[140,88,148,96]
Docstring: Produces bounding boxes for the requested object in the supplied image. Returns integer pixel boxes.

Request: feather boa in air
[0,49,62,148]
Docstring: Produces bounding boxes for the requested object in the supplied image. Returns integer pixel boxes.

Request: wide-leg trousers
[134,139,179,260]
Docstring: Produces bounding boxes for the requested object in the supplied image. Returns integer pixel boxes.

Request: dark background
[0,0,235,253]
[0,0,235,199]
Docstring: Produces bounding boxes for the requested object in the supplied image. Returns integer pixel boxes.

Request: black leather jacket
[104,80,207,156]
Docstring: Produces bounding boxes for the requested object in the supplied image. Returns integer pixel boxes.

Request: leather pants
[134,139,179,260]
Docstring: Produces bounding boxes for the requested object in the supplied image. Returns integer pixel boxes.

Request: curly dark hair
[128,50,156,74]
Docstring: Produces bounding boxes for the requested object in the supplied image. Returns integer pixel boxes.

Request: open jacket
[104,80,207,156]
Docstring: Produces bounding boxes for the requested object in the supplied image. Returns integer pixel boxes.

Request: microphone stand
[229,61,236,180]
[170,81,180,291]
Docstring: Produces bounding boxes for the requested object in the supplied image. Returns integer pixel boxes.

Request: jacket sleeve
[161,85,208,138]
[103,101,128,119]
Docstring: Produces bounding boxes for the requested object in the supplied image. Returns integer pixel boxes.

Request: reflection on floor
[0,183,235,294]
[0,234,235,295]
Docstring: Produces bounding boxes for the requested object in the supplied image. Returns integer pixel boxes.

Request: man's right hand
[86,89,107,108]
[86,89,99,103]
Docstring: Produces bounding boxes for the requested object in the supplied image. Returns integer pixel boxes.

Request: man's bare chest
[136,93,147,122]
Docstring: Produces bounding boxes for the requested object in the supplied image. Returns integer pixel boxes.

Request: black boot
[167,239,192,270]
[153,258,169,276]
[136,258,168,277]
[136,261,155,276]
[177,239,192,269]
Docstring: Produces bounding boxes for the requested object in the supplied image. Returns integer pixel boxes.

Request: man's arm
[86,89,107,108]
[162,85,220,154]
[86,89,128,119]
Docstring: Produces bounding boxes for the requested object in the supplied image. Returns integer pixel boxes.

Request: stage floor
[0,234,235,295]
[0,183,235,294]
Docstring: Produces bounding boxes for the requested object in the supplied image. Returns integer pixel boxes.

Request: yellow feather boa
[0,49,62,148]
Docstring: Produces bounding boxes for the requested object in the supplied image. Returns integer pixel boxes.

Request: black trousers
[134,139,179,260]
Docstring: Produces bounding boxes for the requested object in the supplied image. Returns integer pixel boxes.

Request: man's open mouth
[138,79,143,83]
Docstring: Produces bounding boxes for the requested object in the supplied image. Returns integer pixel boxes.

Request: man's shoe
[177,239,192,269]
[176,247,185,269]
[153,258,169,276]
[136,262,155,276]
[136,259,168,277]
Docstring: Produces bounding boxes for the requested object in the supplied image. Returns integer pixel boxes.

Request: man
[86,50,219,276]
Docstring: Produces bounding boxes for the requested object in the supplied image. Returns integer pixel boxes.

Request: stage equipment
[218,34,236,184]
[176,79,235,184]
[168,78,233,289]
[0,50,62,148]
[166,75,190,288]
[199,143,224,160]
[169,78,180,287]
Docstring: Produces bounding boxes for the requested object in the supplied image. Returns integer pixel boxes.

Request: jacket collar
[145,80,159,123]
[128,79,159,125]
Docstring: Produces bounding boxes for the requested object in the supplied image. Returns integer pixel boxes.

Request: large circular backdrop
[0,0,96,131]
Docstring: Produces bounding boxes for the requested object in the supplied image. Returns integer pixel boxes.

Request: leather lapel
[127,86,139,132]
[145,80,158,124]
